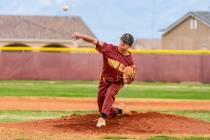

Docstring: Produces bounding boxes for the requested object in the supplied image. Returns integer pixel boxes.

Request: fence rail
[0,47,210,54]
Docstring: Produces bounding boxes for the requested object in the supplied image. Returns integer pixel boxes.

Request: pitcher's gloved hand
[123,66,136,84]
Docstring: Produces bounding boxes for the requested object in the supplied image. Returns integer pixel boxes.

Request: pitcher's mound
[1,112,210,135]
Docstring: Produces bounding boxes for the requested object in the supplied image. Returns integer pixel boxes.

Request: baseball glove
[123,66,136,84]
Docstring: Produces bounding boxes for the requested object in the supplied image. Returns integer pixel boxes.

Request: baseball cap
[120,33,134,46]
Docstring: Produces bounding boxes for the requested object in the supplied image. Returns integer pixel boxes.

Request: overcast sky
[0,0,209,43]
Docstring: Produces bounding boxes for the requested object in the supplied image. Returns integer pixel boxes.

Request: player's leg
[96,82,125,127]
[96,80,110,127]
[101,83,123,117]
[97,82,124,127]
[97,80,109,113]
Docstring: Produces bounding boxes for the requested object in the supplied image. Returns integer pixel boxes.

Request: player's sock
[116,108,123,115]
[100,113,107,118]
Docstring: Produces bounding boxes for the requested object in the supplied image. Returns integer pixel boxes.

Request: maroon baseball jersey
[96,42,134,82]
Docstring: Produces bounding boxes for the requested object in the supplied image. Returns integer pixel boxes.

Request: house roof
[0,15,95,40]
[162,11,210,35]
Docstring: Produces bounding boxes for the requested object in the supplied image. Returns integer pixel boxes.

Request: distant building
[0,15,96,49]
[134,39,161,49]
[162,11,210,50]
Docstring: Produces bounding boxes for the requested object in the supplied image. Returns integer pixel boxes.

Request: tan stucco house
[134,39,161,50]
[0,15,95,50]
[162,11,210,50]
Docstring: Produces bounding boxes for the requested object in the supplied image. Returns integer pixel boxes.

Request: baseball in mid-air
[63,4,69,11]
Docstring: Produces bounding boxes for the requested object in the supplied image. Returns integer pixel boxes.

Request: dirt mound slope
[1,112,210,135]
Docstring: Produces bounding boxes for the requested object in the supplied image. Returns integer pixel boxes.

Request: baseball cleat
[96,117,106,127]
[118,103,132,116]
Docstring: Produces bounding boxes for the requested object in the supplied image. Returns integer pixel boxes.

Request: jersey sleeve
[95,41,113,54]
[125,54,135,69]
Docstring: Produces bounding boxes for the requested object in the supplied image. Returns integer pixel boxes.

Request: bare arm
[72,32,104,46]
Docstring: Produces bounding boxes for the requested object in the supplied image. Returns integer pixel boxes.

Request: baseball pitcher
[72,32,136,127]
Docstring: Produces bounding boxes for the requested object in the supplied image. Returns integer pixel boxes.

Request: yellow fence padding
[0,47,210,54]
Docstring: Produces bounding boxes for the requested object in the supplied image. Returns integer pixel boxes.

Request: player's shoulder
[103,42,115,47]
[103,42,116,51]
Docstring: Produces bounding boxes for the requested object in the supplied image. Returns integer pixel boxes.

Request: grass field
[146,136,210,140]
[1,110,210,140]
[1,80,210,140]
[0,110,94,122]
[0,80,210,99]
[0,110,210,123]
[102,136,210,140]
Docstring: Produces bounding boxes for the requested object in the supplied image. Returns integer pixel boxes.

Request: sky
[0,0,210,44]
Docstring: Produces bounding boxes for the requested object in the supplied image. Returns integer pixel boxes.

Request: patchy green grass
[147,136,210,140]
[1,110,210,124]
[15,138,29,140]
[0,80,210,99]
[102,136,131,140]
[184,137,210,140]
[161,110,210,122]
[147,136,179,140]
[1,110,210,140]
[0,110,95,122]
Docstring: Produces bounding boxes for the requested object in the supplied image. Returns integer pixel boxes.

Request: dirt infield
[1,112,210,135]
[1,97,210,139]
[0,97,210,111]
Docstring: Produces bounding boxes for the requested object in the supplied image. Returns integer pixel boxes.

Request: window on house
[201,43,208,50]
[190,19,197,30]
